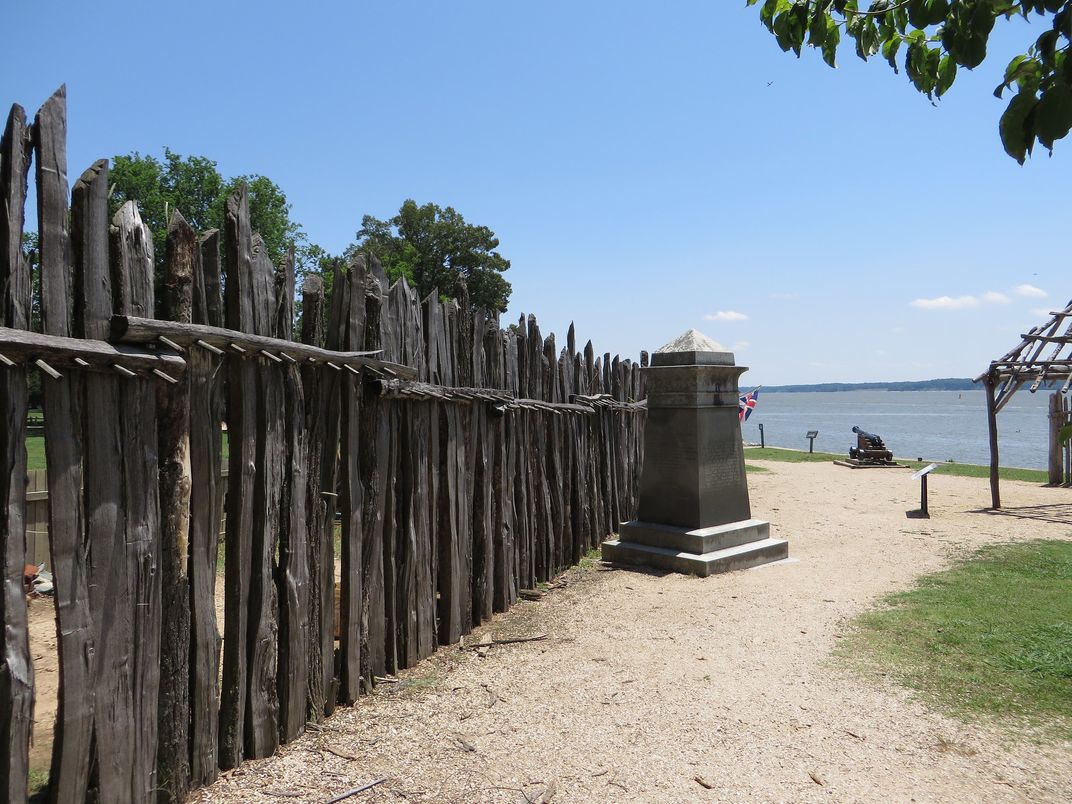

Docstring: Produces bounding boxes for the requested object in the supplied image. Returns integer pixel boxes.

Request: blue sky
[2,1,1068,384]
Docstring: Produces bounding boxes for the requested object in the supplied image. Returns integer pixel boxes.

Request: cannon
[849,425,893,463]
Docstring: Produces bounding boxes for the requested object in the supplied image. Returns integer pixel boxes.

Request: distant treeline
[764,378,976,393]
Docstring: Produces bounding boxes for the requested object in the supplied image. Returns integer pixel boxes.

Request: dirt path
[189,462,1062,801]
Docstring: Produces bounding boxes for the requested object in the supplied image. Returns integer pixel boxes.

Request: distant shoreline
[761,378,976,393]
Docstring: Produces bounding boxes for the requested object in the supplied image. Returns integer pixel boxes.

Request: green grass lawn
[26,436,45,472]
[840,540,1072,738]
[745,446,1049,484]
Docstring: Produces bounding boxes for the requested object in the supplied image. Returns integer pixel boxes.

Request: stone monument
[602,329,789,576]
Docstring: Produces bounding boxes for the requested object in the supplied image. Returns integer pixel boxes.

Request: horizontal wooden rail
[0,326,186,378]
[111,315,417,379]
[371,379,646,414]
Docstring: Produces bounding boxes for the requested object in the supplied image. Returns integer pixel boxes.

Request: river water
[739,389,1056,470]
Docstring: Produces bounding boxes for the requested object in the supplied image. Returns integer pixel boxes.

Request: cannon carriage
[849,425,894,463]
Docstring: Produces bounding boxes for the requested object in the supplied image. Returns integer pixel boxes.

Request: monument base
[602,518,789,577]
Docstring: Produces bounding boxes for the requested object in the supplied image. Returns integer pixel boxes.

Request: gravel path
[195,460,1072,803]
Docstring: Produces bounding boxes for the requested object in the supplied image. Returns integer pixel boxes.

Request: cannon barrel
[851,425,882,443]
[849,425,892,463]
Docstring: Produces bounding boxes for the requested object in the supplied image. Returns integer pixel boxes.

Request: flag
[739,387,760,423]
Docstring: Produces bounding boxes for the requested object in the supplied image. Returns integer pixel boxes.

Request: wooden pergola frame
[976,298,1072,508]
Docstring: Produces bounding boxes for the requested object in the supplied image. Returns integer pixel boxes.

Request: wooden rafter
[977,298,1072,509]
[980,298,1072,412]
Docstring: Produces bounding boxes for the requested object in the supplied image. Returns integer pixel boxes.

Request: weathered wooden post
[603,330,787,576]
[37,85,96,803]
[985,372,1001,509]
[0,100,33,804]
[156,211,195,803]
[1065,395,1072,488]
[1048,392,1063,485]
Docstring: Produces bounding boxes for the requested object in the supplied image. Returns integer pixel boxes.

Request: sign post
[806,430,818,454]
[911,463,940,517]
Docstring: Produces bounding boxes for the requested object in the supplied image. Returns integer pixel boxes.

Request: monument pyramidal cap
[655,328,726,353]
[602,328,789,576]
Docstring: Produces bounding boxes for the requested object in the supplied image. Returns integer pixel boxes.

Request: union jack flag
[738,387,760,423]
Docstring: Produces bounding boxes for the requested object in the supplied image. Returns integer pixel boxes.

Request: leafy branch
[748,0,1072,162]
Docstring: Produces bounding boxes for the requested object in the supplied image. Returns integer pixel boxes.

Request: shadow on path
[970,503,1072,526]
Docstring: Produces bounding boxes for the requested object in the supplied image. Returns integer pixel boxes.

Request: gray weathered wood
[277,249,310,743]
[73,158,136,804]
[110,199,164,802]
[395,278,423,665]
[156,211,195,802]
[433,298,473,645]
[109,315,413,378]
[359,262,388,681]
[219,185,256,769]
[298,272,328,720]
[245,234,281,758]
[36,86,95,804]
[339,256,367,703]
[188,229,223,789]
[315,261,349,714]
[986,374,1001,509]
[0,326,184,373]
[0,101,33,804]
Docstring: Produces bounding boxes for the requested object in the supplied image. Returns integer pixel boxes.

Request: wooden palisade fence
[0,88,646,803]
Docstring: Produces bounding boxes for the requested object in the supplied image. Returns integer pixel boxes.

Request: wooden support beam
[985,375,1001,509]
[370,378,644,414]
[0,325,186,374]
[109,315,415,379]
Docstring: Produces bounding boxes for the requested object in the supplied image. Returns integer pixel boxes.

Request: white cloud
[910,291,1009,310]
[704,310,749,322]
[910,295,980,310]
[731,341,750,351]
[1032,307,1052,318]
[1016,283,1047,298]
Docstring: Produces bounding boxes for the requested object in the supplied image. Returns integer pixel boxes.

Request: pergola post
[985,373,1001,509]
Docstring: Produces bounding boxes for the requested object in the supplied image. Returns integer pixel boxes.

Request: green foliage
[108,148,322,279]
[746,446,845,462]
[28,767,49,795]
[1057,421,1072,443]
[351,200,512,313]
[841,540,1072,736]
[748,0,1072,162]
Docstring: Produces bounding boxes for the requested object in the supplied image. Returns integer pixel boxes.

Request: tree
[109,148,319,275]
[352,200,512,313]
[749,0,1072,162]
